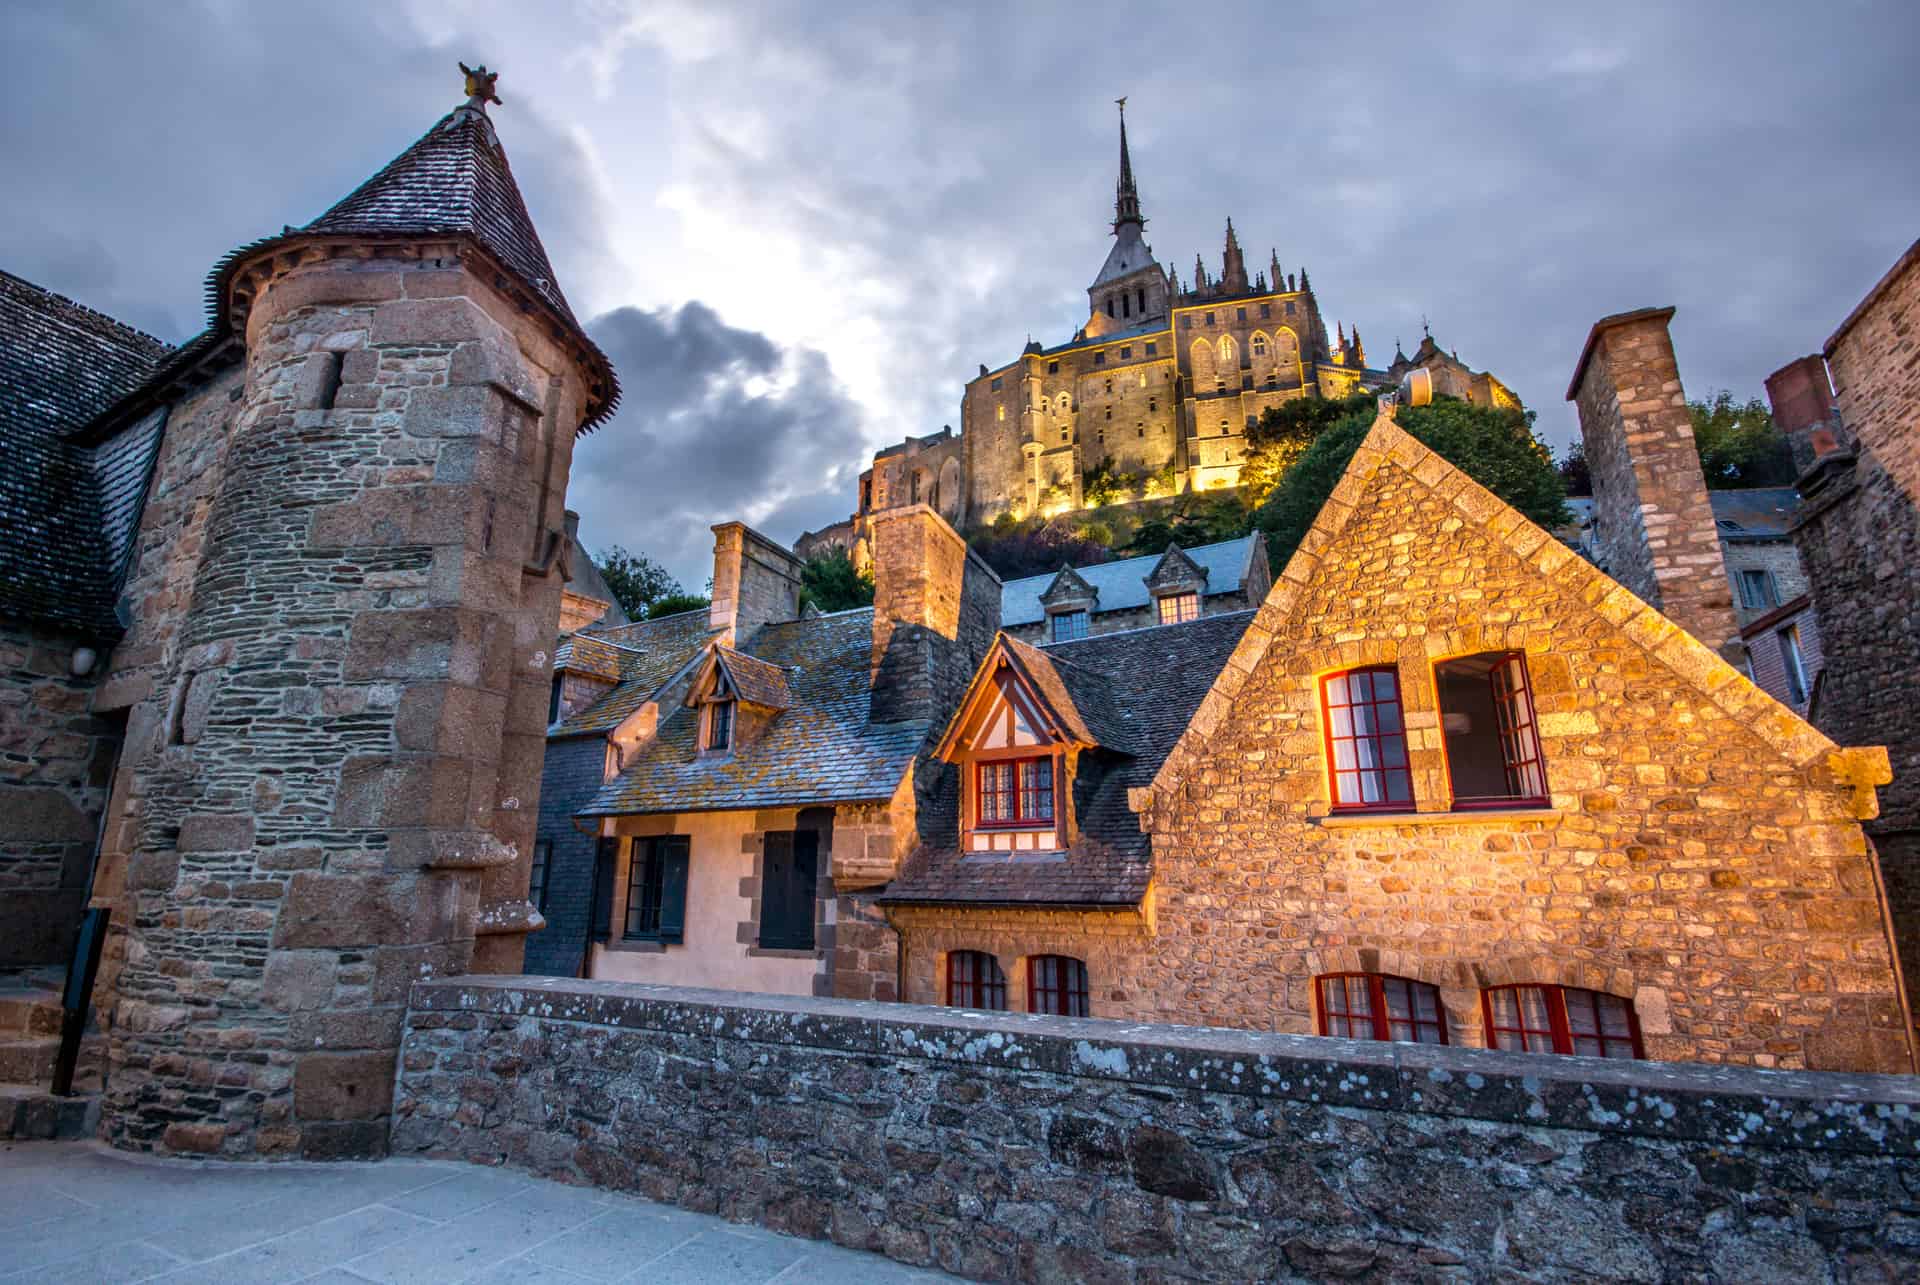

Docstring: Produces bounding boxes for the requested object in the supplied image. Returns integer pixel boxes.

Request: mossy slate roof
[579,608,928,816]
[553,609,721,737]
[882,610,1254,908]
[0,269,170,635]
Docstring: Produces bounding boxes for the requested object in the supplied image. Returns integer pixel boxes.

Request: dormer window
[977,758,1054,827]
[1156,592,1199,625]
[939,654,1077,855]
[704,697,734,751]
[1050,611,1088,642]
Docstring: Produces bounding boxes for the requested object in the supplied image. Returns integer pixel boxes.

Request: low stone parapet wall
[393,976,1920,1281]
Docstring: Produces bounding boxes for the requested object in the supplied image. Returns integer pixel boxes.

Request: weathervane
[460,62,502,110]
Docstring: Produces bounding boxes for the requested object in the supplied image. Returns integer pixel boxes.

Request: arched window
[1482,985,1641,1059]
[1251,333,1268,357]
[947,951,1007,1010]
[1217,336,1236,365]
[1320,667,1412,810]
[1106,297,1116,318]
[1315,973,1445,1043]
[1028,955,1089,1016]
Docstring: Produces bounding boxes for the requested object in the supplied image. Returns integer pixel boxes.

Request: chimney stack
[868,504,1001,725]
[1765,354,1840,471]
[708,522,804,643]
[1566,307,1740,655]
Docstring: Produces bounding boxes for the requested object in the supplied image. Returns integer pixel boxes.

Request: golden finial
[460,62,502,110]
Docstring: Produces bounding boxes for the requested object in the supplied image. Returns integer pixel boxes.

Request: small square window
[1048,360,1060,374]
[1237,307,1247,322]
[1286,301,1297,315]
[1180,316,1193,330]
[1120,346,1132,359]
[1204,312,1215,326]
[1094,351,1106,366]
[1146,341,1158,356]
[990,375,1003,391]
[1156,592,1199,625]
[1260,303,1271,319]
[1738,568,1778,610]
[1050,610,1089,642]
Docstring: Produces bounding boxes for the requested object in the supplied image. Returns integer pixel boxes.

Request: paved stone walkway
[0,1141,956,1284]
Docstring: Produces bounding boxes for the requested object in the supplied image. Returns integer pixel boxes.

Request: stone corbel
[525,527,565,577]
[476,898,546,937]
[1829,746,1893,821]
[390,829,521,871]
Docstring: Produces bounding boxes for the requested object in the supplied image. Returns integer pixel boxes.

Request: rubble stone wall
[392,976,1920,1283]
[0,619,120,965]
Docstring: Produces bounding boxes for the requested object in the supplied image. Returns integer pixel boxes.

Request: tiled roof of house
[715,647,794,710]
[579,608,929,816]
[0,269,171,635]
[882,610,1254,908]
[552,609,720,737]
[1000,534,1258,627]
[998,636,1136,752]
[554,634,624,683]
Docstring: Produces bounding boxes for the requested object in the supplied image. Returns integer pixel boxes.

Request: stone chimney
[1764,354,1840,472]
[869,504,1001,725]
[1567,307,1739,655]
[708,522,804,643]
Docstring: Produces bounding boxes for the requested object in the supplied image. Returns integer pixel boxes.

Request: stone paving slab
[0,1141,956,1284]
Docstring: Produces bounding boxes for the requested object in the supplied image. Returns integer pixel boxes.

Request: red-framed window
[1436,652,1547,807]
[947,950,1007,1011]
[976,757,1054,828]
[1482,985,1641,1060]
[1156,592,1200,625]
[1320,667,1413,810]
[1315,973,1447,1044]
[1027,955,1089,1017]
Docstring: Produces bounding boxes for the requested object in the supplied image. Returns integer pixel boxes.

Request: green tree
[1253,397,1570,569]
[1081,461,1136,508]
[1689,390,1796,488]
[597,545,683,620]
[645,592,710,620]
[798,549,875,613]
[1240,390,1376,505]
[1119,493,1253,556]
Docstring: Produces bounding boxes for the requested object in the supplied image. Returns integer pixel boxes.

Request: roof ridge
[0,268,172,356]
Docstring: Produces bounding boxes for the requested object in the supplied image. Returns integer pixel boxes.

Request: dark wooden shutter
[589,837,618,941]
[760,830,818,950]
[657,836,690,943]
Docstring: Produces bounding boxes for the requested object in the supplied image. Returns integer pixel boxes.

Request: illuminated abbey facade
[797,106,1516,561]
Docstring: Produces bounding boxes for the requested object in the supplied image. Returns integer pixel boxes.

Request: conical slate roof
[305,102,580,328]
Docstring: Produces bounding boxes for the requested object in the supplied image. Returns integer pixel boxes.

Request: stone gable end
[1133,414,1909,1072]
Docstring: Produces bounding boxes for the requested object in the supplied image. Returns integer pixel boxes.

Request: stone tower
[1566,307,1739,655]
[1084,99,1169,338]
[96,72,617,1159]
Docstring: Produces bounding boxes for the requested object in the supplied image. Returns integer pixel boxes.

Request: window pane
[1325,674,1350,705]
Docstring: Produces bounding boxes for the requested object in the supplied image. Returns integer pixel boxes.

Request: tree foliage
[597,545,684,620]
[799,549,875,613]
[1240,391,1376,505]
[645,592,710,620]
[1688,390,1796,489]
[969,519,1114,581]
[1252,397,1571,569]
[1557,440,1593,497]
[1118,493,1253,557]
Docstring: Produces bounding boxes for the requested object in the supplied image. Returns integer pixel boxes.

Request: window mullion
[1547,986,1574,1056]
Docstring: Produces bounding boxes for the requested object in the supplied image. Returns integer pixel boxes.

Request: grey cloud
[568,303,866,588]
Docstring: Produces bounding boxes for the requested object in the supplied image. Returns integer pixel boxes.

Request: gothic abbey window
[1217,336,1236,365]
[1251,333,1268,357]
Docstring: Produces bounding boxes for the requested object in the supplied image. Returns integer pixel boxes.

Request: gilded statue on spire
[460,62,502,110]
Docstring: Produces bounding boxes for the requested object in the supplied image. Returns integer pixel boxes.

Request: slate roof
[882,610,1254,908]
[0,269,170,634]
[580,608,928,816]
[714,647,794,710]
[552,609,720,737]
[1001,534,1259,627]
[554,634,624,683]
[998,636,1135,752]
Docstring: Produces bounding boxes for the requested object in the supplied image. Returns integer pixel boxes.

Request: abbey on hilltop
[798,102,1517,564]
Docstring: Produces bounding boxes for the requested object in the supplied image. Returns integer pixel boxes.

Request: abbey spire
[1113,96,1143,232]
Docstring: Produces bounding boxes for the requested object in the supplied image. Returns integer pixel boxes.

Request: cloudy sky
[5,2,1915,588]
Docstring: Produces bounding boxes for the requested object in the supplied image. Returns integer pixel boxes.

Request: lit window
[1316,973,1446,1044]
[1049,609,1087,642]
[1321,667,1413,811]
[996,405,1005,422]
[528,838,552,911]
[947,951,1007,1010]
[1779,624,1808,704]
[705,697,735,751]
[1483,985,1640,1059]
[977,758,1055,827]
[1218,336,1236,364]
[1435,652,1547,807]
[1028,955,1090,1016]
[1738,568,1778,610]
[1156,592,1200,625]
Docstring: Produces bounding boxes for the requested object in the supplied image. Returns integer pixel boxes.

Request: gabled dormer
[935,635,1133,855]
[1145,544,1208,625]
[686,645,792,757]
[1039,565,1098,643]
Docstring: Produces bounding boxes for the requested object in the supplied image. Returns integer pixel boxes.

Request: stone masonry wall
[1571,309,1740,654]
[393,977,1920,1283]
[908,422,1909,1073]
[0,619,120,965]
[1795,240,1920,1034]
[95,244,586,1159]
